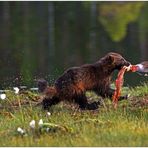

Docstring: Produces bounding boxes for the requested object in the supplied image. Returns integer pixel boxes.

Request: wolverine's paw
[124,94,130,100]
[86,101,99,110]
[42,98,50,110]
[126,94,130,99]
[118,94,130,101]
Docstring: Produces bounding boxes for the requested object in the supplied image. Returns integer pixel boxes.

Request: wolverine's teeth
[126,65,132,71]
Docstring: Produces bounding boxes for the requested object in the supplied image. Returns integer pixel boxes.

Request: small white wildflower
[17,127,25,134]
[38,119,43,127]
[29,120,35,129]
[47,112,51,116]
[17,127,22,132]
[0,94,6,100]
[46,127,50,132]
[13,87,19,94]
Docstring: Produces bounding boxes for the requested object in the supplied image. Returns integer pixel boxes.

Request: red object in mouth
[112,66,127,108]
[112,63,146,108]
[130,65,138,72]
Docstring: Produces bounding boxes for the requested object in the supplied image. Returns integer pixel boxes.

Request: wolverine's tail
[37,79,57,97]
[37,79,49,93]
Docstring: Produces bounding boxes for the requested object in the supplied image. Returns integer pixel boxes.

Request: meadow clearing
[0,83,147,146]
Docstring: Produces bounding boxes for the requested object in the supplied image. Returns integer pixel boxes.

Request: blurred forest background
[0,1,147,88]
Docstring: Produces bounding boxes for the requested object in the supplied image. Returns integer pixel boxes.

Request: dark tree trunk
[21,2,33,85]
[48,1,55,73]
[89,1,97,61]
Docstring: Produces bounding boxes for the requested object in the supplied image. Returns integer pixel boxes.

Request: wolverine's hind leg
[74,94,100,110]
[42,96,61,110]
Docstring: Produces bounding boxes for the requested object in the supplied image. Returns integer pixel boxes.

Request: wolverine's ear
[107,54,115,64]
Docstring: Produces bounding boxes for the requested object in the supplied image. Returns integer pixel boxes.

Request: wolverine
[38,52,130,110]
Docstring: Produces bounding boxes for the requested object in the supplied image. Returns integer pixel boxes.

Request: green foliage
[130,83,148,97]
[0,83,147,146]
[139,4,148,29]
[21,58,35,86]
[0,2,147,87]
[99,2,144,42]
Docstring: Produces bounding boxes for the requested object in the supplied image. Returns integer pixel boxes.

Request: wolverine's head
[105,52,131,70]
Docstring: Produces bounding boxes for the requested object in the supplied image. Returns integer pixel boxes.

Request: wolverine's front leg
[94,88,128,101]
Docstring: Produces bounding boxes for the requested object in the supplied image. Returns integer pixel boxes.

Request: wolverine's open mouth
[125,61,131,67]
[117,61,131,70]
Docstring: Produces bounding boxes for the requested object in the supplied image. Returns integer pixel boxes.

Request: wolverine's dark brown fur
[38,52,130,110]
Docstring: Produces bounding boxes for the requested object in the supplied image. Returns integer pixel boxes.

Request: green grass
[0,83,147,146]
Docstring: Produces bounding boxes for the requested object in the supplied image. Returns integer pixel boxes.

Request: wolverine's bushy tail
[37,79,57,98]
[37,79,49,93]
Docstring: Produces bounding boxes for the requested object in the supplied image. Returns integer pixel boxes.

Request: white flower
[17,127,22,132]
[38,119,43,127]
[0,94,6,100]
[46,128,50,132]
[17,127,25,134]
[13,87,19,94]
[47,112,51,116]
[29,120,35,129]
